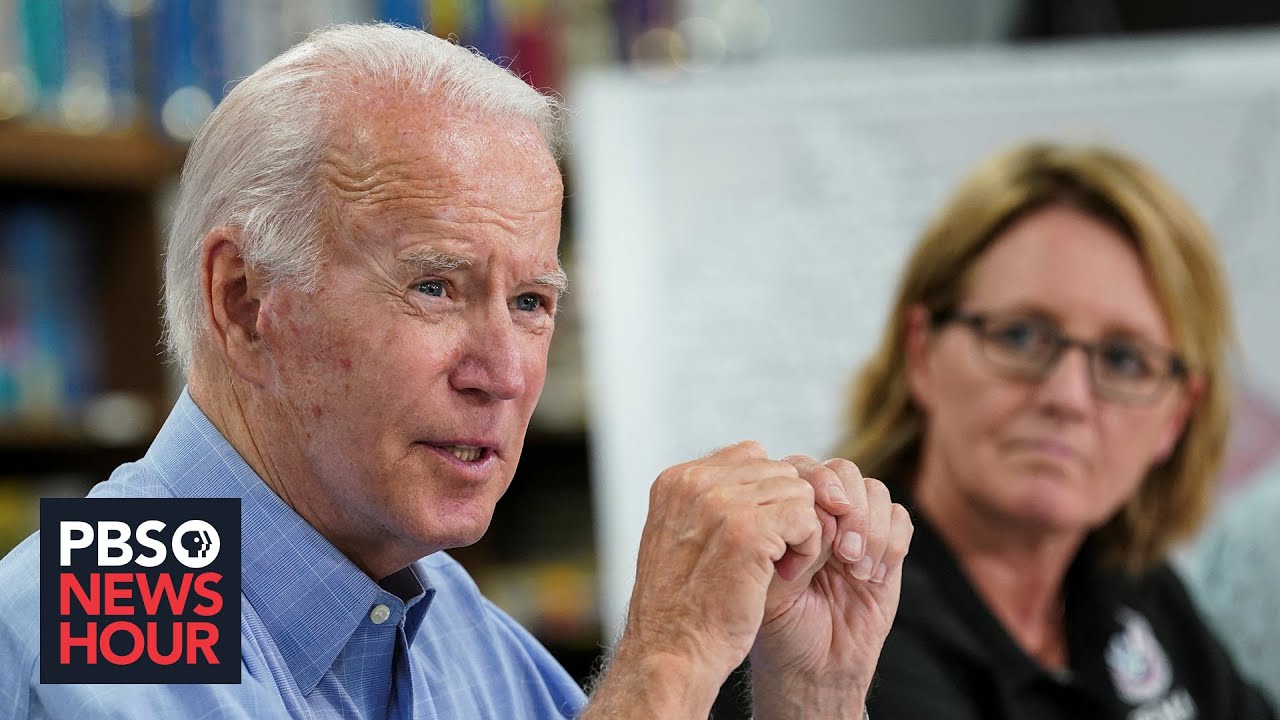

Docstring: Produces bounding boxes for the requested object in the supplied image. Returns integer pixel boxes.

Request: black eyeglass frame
[930,308,1190,404]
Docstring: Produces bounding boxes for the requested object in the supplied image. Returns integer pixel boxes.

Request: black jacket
[866,504,1276,720]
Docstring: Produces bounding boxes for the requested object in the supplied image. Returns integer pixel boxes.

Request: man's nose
[449,302,527,401]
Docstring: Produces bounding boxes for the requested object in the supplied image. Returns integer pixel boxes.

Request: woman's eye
[416,280,447,298]
[992,320,1041,350]
[1101,343,1153,378]
[515,293,544,313]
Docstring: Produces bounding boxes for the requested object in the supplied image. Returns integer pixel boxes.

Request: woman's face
[907,205,1197,537]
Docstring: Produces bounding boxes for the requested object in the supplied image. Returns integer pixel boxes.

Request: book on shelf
[3,0,575,141]
[0,202,102,432]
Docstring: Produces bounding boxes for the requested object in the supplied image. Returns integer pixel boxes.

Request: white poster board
[568,32,1280,636]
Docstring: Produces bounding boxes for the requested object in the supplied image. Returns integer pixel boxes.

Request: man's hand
[581,441,835,719]
[750,457,913,720]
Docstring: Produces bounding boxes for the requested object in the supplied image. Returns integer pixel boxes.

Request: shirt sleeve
[0,534,40,720]
[482,596,588,717]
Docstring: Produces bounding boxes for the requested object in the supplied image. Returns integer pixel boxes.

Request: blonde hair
[835,141,1234,573]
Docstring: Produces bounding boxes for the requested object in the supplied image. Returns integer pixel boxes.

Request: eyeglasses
[931,309,1189,405]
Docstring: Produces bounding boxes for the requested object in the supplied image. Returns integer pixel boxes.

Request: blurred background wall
[1,0,1279,689]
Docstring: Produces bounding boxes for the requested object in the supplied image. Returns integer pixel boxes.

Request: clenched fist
[581,443,912,720]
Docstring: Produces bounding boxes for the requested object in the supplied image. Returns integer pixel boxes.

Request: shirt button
[370,604,391,625]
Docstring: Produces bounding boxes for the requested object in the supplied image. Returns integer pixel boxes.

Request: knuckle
[783,453,817,468]
[653,461,686,487]
[648,474,670,504]
[684,464,718,490]
[884,507,913,550]
[804,462,839,485]
[802,512,824,541]
[895,505,916,539]
[864,477,891,503]
[654,462,722,502]
[769,459,801,479]
[653,467,690,499]
[865,507,890,539]
[793,479,816,505]
[865,521,888,544]
[844,504,869,531]
[782,501,818,532]
[698,482,733,511]
[825,457,862,478]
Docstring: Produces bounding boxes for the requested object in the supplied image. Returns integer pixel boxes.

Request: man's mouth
[441,445,485,463]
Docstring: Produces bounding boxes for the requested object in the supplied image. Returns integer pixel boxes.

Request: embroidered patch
[1105,607,1173,705]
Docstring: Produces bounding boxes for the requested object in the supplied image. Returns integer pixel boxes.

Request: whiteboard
[567,32,1280,636]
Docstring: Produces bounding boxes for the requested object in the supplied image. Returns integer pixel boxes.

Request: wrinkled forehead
[313,88,563,271]
[323,84,560,201]
[322,98,559,223]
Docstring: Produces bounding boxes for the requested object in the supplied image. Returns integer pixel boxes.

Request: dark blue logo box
[39,498,240,684]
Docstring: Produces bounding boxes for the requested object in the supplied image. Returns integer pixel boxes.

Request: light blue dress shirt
[0,390,588,719]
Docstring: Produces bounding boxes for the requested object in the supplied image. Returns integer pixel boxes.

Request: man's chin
[419,511,496,553]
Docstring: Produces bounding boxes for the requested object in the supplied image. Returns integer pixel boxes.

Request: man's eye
[515,293,544,312]
[416,280,447,298]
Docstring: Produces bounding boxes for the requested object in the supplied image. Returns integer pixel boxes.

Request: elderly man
[0,23,911,719]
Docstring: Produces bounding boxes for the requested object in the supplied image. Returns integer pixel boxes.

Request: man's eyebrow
[532,266,569,298]
[399,247,472,274]
[399,247,567,297]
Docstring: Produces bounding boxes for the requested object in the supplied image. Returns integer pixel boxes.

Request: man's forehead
[324,112,560,209]
[327,85,557,176]
[317,87,562,268]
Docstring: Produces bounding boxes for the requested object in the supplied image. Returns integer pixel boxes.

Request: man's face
[254,95,563,574]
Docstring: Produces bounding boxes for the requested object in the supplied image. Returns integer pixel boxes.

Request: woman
[842,142,1275,719]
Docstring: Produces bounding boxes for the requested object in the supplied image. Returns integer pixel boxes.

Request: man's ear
[904,304,935,413]
[201,227,272,386]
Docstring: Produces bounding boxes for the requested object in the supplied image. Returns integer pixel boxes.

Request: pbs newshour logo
[40,498,240,684]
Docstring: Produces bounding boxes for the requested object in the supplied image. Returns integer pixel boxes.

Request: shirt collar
[388,562,436,641]
[142,389,431,692]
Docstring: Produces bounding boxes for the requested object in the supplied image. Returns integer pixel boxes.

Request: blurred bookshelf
[0,117,181,541]
[0,125,185,189]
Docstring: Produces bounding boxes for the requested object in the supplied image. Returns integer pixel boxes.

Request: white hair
[163,22,564,374]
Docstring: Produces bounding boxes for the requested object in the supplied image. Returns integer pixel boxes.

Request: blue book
[468,0,504,63]
[0,215,22,420]
[3,204,102,424]
[151,0,223,141]
[0,0,34,121]
[19,0,65,121]
[5,205,67,423]
[191,0,225,104]
[99,0,138,128]
[58,0,115,132]
[376,0,424,28]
